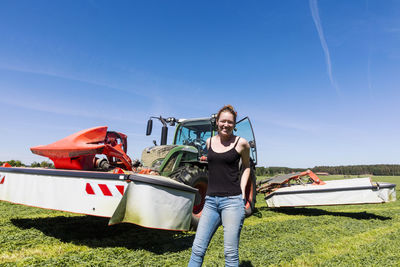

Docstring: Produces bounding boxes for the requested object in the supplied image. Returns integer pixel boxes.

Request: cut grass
[0,175,399,266]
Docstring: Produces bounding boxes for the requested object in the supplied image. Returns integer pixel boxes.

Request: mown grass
[1,175,400,266]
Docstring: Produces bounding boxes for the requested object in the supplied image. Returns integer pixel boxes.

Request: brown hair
[216,105,237,123]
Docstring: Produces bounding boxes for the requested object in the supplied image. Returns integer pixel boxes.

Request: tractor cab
[173,118,214,157]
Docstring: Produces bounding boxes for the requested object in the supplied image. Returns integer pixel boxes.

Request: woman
[188,105,251,267]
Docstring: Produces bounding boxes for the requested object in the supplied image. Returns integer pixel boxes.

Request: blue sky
[1,0,399,168]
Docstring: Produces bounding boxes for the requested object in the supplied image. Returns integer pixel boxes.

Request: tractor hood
[141,145,178,168]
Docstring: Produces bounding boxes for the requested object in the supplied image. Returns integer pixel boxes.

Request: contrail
[309,0,340,95]
[366,0,373,100]
[0,64,152,99]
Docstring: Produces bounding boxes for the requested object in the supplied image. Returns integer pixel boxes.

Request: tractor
[142,115,258,228]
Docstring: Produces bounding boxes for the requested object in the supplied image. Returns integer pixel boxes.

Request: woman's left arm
[239,139,251,199]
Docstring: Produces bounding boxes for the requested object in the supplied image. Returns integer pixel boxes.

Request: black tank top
[206,136,242,197]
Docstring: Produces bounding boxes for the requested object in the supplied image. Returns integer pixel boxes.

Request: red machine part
[30,126,133,171]
[305,170,325,185]
[256,169,325,194]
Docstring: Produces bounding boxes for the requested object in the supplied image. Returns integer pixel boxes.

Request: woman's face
[217,111,235,137]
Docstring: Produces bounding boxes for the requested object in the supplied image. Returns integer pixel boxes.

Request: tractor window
[235,117,257,165]
[174,120,213,155]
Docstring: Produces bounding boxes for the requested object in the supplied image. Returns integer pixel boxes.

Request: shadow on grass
[11,215,194,254]
[240,260,254,267]
[262,207,392,220]
[250,207,263,218]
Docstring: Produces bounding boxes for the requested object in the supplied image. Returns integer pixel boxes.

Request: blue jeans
[188,194,245,267]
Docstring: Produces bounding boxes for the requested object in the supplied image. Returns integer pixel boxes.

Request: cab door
[235,117,257,166]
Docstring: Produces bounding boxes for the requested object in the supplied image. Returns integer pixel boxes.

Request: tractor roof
[177,117,211,124]
[177,117,213,132]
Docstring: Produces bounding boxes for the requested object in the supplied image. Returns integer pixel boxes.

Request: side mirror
[146,119,153,136]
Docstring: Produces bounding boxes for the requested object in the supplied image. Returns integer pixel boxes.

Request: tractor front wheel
[169,166,208,230]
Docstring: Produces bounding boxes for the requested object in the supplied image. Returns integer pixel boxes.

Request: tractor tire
[169,165,208,230]
[243,168,257,217]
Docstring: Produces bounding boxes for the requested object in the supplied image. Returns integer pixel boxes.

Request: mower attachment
[257,170,396,207]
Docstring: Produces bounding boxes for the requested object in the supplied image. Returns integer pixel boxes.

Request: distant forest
[255,164,400,176]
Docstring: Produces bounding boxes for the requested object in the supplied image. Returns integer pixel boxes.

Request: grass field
[1,175,400,266]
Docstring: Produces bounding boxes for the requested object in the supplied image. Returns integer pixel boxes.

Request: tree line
[0,160,54,168]
[255,164,400,176]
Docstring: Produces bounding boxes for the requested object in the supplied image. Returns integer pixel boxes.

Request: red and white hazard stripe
[0,176,5,184]
[85,183,125,197]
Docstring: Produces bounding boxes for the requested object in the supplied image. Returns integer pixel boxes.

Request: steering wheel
[193,138,206,148]
[183,138,193,146]
[192,138,207,155]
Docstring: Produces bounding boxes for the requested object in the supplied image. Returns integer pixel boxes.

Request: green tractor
[142,115,258,229]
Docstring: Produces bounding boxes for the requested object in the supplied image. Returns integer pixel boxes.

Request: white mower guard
[0,167,196,231]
